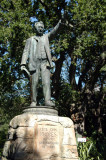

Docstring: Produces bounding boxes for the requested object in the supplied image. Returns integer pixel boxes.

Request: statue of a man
[21,19,64,107]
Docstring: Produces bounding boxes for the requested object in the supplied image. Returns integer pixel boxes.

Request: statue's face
[36,23,44,36]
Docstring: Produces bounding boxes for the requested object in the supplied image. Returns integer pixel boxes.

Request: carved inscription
[36,125,59,156]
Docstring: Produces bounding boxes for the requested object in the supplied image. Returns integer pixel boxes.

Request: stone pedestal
[2,107,78,160]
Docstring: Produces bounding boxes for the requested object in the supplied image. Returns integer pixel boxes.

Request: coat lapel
[33,35,52,67]
[33,36,39,42]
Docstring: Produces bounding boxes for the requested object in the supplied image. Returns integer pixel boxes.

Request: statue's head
[35,21,44,36]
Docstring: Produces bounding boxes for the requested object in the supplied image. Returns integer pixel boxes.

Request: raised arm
[47,20,62,41]
[47,15,73,41]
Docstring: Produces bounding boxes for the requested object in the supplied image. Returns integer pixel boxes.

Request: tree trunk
[52,52,65,99]
[69,56,77,89]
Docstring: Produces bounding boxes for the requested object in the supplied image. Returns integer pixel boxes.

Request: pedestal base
[2,107,79,160]
[23,106,58,116]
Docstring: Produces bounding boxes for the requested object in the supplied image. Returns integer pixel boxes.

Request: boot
[30,101,36,107]
[45,100,55,107]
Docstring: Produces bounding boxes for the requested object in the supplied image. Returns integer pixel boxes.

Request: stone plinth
[2,107,78,160]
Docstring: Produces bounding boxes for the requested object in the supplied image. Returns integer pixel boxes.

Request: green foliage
[56,82,80,116]
[78,137,105,160]
[0,123,8,156]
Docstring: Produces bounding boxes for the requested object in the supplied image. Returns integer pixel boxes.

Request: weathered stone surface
[9,113,38,128]
[59,117,73,128]
[2,109,78,160]
[62,145,78,159]
[37,114,59,123]
[63,127,77,145]
[10,138,34,160]
[2,141,11,157]
[34,122,61,159]
[15,126,34,138]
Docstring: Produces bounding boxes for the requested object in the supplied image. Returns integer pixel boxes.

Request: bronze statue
[21,18,73,107]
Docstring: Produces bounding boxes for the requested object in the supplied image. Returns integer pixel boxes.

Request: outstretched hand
[61,10,73,28]
[61,10,67,24]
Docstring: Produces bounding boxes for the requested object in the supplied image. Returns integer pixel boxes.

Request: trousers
[31,59,51,103]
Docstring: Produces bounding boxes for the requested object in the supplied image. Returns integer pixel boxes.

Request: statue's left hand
[61,11,73,28]
[61,10,67,24]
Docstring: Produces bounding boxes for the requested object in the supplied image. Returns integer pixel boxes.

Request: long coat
[21,20,62,72]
